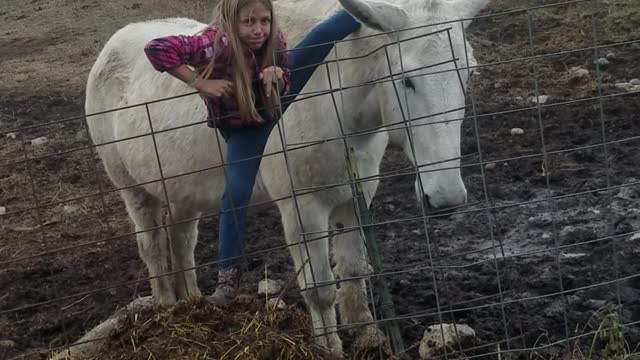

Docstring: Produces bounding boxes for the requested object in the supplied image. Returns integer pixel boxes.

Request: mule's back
[85,18,224,207]
[275,0,340,42]
[85,18,206,142]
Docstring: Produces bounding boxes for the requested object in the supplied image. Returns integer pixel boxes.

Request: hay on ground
[57,296,326,360]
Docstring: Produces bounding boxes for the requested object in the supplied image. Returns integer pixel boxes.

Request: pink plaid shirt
[144,27,290,129]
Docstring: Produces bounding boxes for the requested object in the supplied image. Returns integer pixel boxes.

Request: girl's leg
[217,122,276,268]
[212,122,275,304]
[282,10,360,111]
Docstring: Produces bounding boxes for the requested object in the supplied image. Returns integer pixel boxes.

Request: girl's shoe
[210,267,240,306]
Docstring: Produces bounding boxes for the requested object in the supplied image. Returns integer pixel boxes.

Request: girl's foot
[210,267,240,306]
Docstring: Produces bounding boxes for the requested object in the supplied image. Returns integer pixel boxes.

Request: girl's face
[237,2,272,51]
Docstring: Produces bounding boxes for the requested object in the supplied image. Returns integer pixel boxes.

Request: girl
[144,0,360,305]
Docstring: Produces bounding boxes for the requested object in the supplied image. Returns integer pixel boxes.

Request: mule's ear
[338,0,409,33]
[458,0,489,21]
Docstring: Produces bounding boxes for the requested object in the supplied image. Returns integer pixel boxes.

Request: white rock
[0,339,15,348]
[0,340,16,352]
[562,253,587,259]
[258,279,284,296]
[0,206,6,215]
[594,58,609,67]
[419,323,476,359]
[510,128,524,136]
[6,132,16,139]
[542,233,551,240]
[574,69,590,78]
[63,205,80,214]
[630,79,640,86]
[606,52,616,60]
[0,338,16,360]
[616,187,635,200]
[31,136,48,146]
[528,95,549,104]
[616,83,634,91]
[14,74,28,82]
[569,67,589,79]
[515,96,524,102]
[266,298,286,310]
[49,296,153,360]
[11,225,40,232]
[630,233,640,242]
[484,162,497,170]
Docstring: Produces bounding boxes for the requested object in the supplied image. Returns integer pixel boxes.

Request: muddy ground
[1,0,640,359]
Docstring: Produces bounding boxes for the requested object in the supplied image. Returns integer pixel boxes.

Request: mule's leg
[279,200,343,357]
[121,188,176,306]
[331,201,386,349]
[167,206,202,300]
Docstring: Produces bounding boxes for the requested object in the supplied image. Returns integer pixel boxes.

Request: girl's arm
[144,29,217,73]
[144,29,234,96]
[276,30,291,96]
[260,30,291,98]
[167,64,201,87]
[165,63,233,97]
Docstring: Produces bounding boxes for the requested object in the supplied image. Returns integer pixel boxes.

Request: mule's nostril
[432,206,457,217]
[423,195,458,217]
[423,195,434,212]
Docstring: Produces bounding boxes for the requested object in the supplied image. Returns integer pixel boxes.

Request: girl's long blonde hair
[200,0,281,122]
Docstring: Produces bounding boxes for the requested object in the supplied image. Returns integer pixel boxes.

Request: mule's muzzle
[423,195,465,217]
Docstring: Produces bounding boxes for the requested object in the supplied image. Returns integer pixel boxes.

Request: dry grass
[87,296,324,360]
[468,0,640,108]
[1,0,637,104]
[2,1,640,360]
[527,306,638,360]
[0,0,214,102]
[485,0,640,46]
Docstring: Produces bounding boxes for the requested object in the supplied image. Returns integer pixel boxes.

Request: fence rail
[2,0,639,359]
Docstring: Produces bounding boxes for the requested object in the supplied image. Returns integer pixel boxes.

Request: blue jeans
[217,10,360,268]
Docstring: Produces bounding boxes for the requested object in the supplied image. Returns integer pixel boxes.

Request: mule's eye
[403,77,415,91]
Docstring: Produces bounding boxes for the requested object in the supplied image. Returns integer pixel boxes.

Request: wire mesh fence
[1,0,640,359]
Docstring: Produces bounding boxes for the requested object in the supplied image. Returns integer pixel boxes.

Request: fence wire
[2,0,640,359]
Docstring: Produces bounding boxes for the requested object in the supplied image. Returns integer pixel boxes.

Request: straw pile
[93,296,324,360]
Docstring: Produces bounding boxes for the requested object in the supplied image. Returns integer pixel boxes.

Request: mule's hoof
[314,333,344,359]
[315,344,344,359]
[153,294,177,307]
[207,290,237,307]
[355,325,386,349]
[177,288,202,301]
[323,348,345,359]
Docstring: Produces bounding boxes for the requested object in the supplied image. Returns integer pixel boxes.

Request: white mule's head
[340,0,488,213]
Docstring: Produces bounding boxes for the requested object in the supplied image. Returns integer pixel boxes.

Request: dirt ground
[1,0,640,359]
